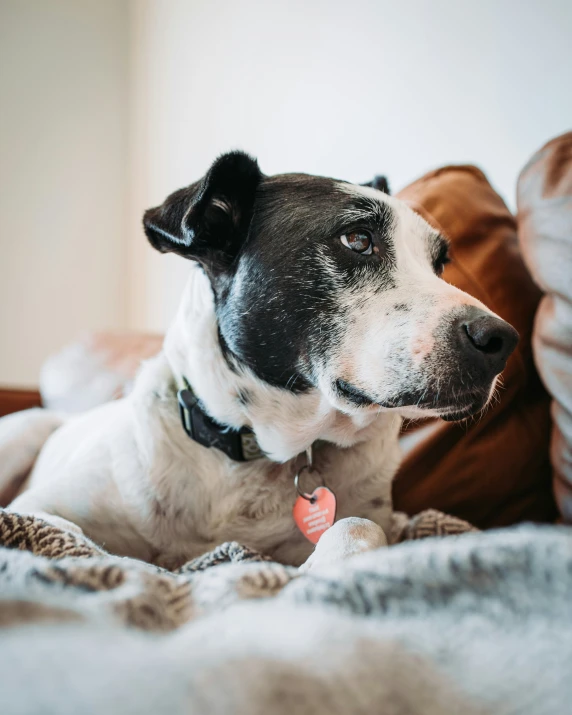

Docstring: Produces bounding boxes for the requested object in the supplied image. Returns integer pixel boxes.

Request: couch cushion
[393,165,556,528]
[517,132,572,522]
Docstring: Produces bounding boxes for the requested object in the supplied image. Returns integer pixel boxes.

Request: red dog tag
[293,486,337,544]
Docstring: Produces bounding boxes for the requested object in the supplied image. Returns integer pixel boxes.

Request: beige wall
[0,0,129,387]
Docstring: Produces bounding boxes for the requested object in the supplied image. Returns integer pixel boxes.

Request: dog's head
[144,152,518,421]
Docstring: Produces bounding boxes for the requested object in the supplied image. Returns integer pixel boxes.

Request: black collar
[177,379,264,462]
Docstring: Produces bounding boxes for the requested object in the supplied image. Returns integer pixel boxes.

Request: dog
[2,152,518,570]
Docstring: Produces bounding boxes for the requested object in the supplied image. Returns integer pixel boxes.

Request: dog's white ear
[143,151,262,271]
[361,175,390,194]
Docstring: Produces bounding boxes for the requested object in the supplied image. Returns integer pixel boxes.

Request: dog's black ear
[143,151,262,271]
[362,175,391,195]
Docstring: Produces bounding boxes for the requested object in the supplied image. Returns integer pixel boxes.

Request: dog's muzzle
[334,306,519,420]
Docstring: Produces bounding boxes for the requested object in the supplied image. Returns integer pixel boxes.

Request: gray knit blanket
[0,509,571,714]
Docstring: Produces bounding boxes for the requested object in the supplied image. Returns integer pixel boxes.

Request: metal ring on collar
[294,463,327,502]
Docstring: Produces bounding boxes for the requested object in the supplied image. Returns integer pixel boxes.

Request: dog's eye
[433,242,451,275]
[340,231,373,255]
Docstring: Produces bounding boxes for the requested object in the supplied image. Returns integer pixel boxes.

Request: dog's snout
[458,308,519,377]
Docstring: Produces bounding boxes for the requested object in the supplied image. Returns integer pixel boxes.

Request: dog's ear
[143,151,262,271]
[362,175,391,195]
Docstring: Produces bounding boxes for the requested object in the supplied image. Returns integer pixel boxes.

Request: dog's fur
[3,153,517,568]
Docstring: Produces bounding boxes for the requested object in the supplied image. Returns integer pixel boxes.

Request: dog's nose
[458,308,519,377]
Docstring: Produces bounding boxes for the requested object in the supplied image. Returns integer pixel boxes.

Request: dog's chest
[148,420,400,568]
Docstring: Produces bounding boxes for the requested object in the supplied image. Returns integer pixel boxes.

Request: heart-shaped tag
[293,486,337,544]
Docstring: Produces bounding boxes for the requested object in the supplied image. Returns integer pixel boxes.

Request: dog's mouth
[334,379,488,421]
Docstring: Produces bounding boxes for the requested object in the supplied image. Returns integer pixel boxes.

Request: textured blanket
[1,508,571,714]
[0,507,472,631]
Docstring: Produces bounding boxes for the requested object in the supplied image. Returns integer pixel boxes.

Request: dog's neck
[163,264,387,462]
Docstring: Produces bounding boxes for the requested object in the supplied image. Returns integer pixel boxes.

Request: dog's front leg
[299,517,387,573]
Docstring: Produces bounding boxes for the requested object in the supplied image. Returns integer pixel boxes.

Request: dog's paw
[299,517,387,573]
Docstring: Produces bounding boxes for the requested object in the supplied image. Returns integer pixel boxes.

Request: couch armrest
[0,388,42,418]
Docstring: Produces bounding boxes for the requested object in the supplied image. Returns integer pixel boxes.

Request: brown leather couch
[394,164,556,527]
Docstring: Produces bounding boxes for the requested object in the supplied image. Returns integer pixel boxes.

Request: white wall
[2,1,571,385]
[0,0,129,387]
[128,0,572,333]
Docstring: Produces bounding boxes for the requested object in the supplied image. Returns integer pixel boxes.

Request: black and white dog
[3,152,517,569]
